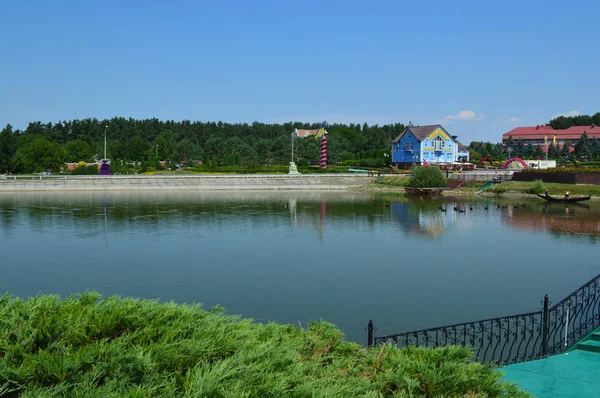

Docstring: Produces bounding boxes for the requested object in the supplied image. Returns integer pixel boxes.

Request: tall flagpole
[104,125,107,160]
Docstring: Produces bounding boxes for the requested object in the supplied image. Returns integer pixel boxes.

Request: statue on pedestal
[288,162,301,175]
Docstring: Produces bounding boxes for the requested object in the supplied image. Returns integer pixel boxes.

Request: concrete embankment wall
[0,175,375,192]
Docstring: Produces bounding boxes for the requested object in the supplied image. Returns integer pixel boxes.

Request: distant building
[391,124,469,169]
[502,125,599,151]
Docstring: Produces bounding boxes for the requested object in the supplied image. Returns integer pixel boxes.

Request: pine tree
[0,124,17,173]
[575,131,592,160]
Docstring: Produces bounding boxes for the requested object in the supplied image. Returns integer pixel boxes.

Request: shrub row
[0,293,530,397]
[522,167,600,174]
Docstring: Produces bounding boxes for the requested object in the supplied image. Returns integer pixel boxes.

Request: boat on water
[536,194,591,203]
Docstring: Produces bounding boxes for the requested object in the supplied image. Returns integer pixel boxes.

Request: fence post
[541,294,549,357]
[367,320,374,347]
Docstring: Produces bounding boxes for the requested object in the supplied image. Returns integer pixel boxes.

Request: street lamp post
[288,132,300,175]
[291,133,295,163]
[104,125,108,160]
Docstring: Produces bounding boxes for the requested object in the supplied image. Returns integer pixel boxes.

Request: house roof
[294,128,327,138]
[294,129,319,138]
[502,125,600,140]
[392,125,443,143]
[456,140,468,151]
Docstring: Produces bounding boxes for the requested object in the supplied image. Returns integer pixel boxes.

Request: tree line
[548,112,600,130]
[0,118,407,173]
[3,112,599,173]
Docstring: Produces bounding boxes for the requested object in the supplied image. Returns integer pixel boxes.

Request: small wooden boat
[536,194,591,203]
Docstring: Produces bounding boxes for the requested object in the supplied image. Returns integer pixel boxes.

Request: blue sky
[1,0,598,143]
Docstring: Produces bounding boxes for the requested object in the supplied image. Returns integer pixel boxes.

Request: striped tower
[320,135,327,169]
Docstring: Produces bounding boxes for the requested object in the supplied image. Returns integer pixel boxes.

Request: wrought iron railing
[368,273,600,365]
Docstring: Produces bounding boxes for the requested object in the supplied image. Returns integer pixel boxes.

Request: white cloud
[444,110,485,121]
[552,110,581,119]
[502,117,521,124]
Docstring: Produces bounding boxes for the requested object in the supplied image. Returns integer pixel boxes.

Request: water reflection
[1,191,599,343]
[0,192,598,241]
[501,202,600,240]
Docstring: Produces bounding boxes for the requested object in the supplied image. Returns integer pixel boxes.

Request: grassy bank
[488,181,600,196]
[0,293,529,397]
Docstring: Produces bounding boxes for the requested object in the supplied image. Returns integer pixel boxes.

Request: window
[433,136,445,151]
[404,141,414,151]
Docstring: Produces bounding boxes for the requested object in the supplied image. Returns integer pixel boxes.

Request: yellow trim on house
[426,128,450,141]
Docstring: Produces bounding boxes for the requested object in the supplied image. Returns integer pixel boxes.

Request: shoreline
[1,174,599,201]
[0,174,375,192]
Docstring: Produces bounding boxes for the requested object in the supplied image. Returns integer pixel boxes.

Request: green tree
[174,139,203,163]
[575,131,592,160]
[13,138,68,173]
[560,140,572,158]
[126,136,149,161]
[407,165,446,188]
[154,129,177,160]
[0,124,18,173]
[504,135,515,157]
[64,140,94,162]
[533,144,544,159]
[548,143,559,159]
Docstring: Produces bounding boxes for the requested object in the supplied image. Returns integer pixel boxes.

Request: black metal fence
[368,272,600,365]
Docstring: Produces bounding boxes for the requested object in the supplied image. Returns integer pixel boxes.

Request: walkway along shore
[0,174,376,192]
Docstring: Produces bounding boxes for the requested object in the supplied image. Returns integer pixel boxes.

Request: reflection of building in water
[501,206,600,238]
[390,201,456,238]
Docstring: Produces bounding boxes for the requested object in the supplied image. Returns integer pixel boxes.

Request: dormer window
[433,136,445,151]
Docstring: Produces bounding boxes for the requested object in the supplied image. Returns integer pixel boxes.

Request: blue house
[391,124,469,169]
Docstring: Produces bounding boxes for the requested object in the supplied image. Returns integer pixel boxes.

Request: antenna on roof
[409,121,413,127]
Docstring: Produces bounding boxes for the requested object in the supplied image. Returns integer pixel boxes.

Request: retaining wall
[0,174,375,192]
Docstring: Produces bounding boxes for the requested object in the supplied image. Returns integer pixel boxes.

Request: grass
[488,181,600,196]
[0,293,530,397]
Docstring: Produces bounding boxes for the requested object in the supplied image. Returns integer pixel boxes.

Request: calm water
[1,191,599,343]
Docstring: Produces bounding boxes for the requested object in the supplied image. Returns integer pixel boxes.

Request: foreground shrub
[0,293,530,397]
[406,165,447,188]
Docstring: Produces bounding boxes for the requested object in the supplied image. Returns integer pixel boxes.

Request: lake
[1,191,599,344]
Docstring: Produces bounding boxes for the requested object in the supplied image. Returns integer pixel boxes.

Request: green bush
[529,179,545,194]
[70,165,100,175]
[406,165,447,188]
[0,293,530,397]
[491,183,510,193]
[296,158,310,167]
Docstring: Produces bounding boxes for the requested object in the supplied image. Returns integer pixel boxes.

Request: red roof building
[502,125,599,147]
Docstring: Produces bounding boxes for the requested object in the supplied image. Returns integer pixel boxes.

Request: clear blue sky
[1,0,598,143]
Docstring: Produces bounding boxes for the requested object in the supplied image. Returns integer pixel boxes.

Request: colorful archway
[502,158,528,169]
[478,156,494,166]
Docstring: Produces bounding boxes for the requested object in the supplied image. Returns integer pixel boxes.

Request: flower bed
[521,167,600,174]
